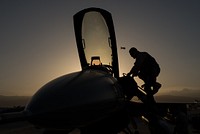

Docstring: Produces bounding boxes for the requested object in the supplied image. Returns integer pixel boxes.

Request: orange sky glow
[0,1,200,99]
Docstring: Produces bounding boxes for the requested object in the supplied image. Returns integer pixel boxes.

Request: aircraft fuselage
[25,68,125,130]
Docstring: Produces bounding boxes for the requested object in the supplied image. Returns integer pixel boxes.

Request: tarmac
[0,120,151,134]
[1,119,198,134]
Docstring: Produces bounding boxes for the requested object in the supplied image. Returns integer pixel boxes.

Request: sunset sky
[0,0,200,96]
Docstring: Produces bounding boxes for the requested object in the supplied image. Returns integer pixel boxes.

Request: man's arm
[128,66,138,76]
[128,52,147,76]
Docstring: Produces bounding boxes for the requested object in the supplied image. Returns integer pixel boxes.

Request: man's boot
[152,82,161,95]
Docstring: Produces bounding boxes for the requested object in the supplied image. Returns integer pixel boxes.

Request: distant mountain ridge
[0,95,31,107]
[156,88,200,103]
[155,95,198,103]
[170,88,200,98]
[0,94,199,107]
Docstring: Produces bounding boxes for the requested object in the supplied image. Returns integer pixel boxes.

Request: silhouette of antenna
[120,46,126,50]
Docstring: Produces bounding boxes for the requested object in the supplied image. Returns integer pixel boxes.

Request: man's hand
[127,72,131,77]
[127,72,135,78]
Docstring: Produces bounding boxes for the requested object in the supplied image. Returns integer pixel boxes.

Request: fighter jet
[0,8,188,134]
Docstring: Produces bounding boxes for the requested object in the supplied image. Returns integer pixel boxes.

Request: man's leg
[140,76,154,95]
[143,75,161,95]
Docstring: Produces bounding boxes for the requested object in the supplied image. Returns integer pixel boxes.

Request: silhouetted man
[127,47,161,96]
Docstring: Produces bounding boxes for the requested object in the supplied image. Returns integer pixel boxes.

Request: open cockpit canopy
[73,8,119,78]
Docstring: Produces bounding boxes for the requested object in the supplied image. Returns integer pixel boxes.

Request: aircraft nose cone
[25,72,81,114]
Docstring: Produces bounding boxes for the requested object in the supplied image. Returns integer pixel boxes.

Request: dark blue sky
[0,0,200,96]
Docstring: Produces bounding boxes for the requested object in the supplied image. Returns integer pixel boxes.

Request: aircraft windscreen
[82,11,112,66]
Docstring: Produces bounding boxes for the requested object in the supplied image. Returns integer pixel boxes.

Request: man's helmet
[129,47,138,58]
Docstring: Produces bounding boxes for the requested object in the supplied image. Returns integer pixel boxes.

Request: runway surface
[0,120,151,134]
